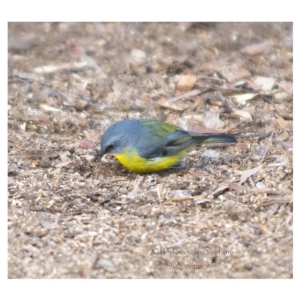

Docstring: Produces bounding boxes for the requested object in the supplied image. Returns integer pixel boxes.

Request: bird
[97,119,237,173]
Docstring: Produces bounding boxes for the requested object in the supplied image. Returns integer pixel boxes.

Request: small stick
[167,89,202,103]
[217,92,238,112]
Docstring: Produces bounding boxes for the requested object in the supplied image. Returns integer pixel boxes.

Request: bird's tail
[194,134,237,144]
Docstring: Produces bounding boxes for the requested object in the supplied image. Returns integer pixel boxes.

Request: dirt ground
[8,22,293,279]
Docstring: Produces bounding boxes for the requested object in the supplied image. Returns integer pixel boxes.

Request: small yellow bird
[97,119,236,173]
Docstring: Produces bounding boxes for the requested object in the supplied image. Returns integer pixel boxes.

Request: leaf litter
[8,22,293,279]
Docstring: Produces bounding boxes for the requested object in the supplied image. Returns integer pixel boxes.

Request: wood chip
[155,98,189,111]
[219,68,251,83]
[231,110,252,121]
[176,75,197,91]
[232,93,258,105]
[276,130,290,141]
[253,76,276,91]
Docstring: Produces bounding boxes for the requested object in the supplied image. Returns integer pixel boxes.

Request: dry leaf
[239,165,262,185]
[212,183,230,196]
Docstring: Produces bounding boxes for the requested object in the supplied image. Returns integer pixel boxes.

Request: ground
[8,22,293,279]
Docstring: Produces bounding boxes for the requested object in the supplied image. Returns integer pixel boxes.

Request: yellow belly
[114,148,184,173]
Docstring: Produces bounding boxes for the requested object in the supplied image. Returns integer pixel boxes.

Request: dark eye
[106,145,114,152]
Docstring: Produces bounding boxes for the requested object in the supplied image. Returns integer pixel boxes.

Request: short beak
[94,149,104,161]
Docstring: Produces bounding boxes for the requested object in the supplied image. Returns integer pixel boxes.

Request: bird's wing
[138,128,201,159]
[140,120,182,139]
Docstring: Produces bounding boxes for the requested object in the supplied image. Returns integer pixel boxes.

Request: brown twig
[167,89,202,103]
[217,92,238,112]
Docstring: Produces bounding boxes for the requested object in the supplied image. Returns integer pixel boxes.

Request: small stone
[40,157,52,168]
[130,49,147,66]
[96,259,119,272]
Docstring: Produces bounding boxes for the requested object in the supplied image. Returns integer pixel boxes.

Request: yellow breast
[114,148,185,173]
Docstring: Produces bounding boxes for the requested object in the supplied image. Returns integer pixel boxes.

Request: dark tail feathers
[196,134,237,144]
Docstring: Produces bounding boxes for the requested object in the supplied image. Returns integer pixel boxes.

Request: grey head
[97,119,143,158]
